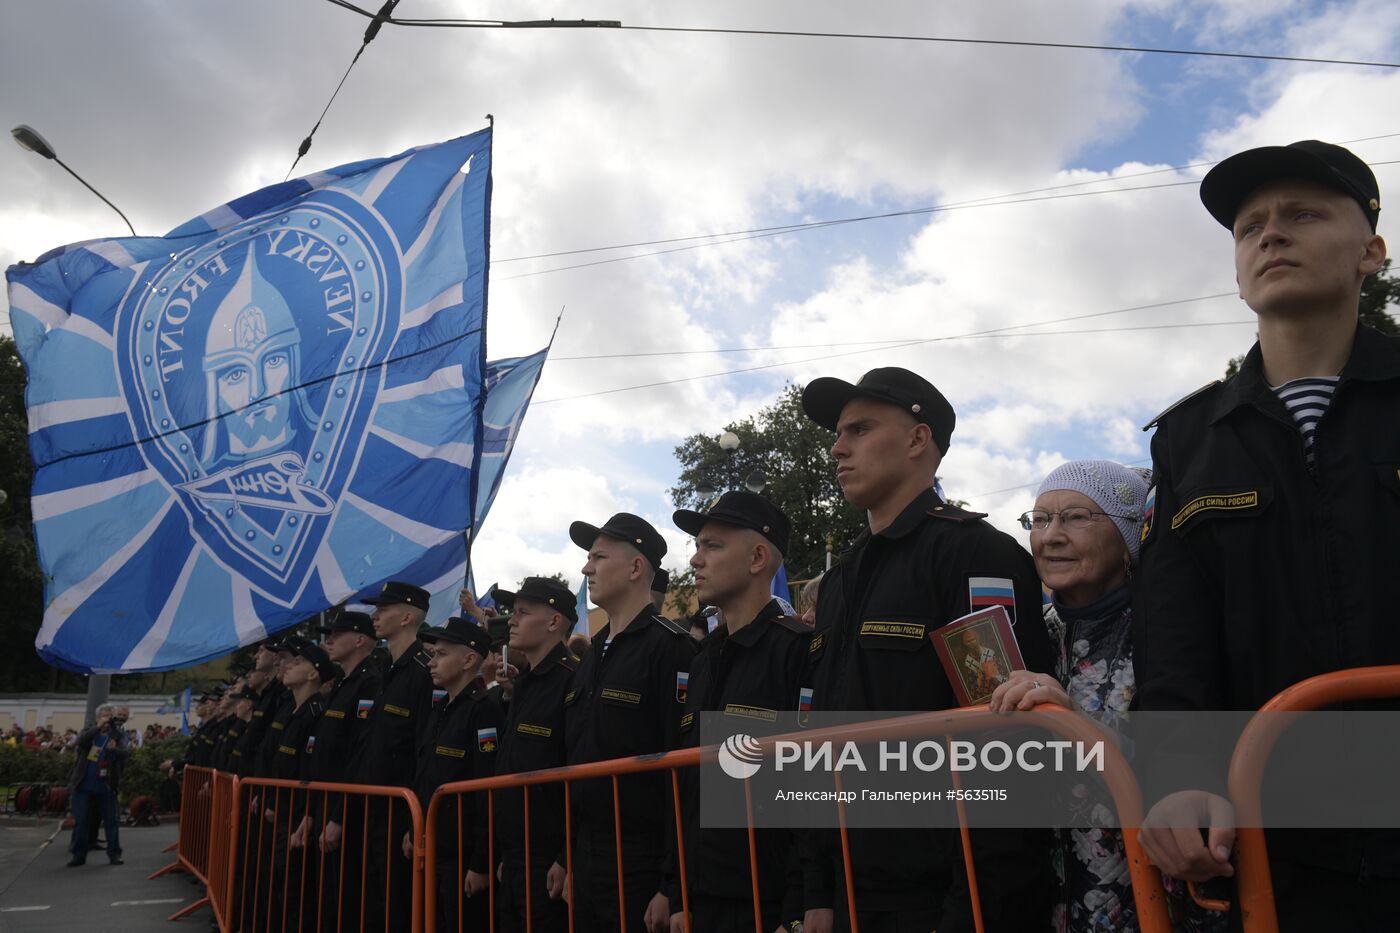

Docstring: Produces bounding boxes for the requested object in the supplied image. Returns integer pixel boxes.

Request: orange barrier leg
[670,770,692,933]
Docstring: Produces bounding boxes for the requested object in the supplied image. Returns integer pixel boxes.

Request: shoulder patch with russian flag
[968,576,1017,625]
[675,671,689,704]
[432,689,448,706]
[477,727,497,752]
[357,698,374,720]
[1141,486,1157,544]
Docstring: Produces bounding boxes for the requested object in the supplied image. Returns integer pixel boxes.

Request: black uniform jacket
[492,641,577,866]
[413,679,502,871]
[254,692,296,779]
[243,681,286,766]
[184,719,217,768]
[306,656,383,822]
[357,641,435,788]
[272,694,325,782]
[1134,324,1400,875]
[229,716,262,776]
[805,488,1055,925]
[211,719,242,771]
[564,607,696,840]
[666,599,811,918]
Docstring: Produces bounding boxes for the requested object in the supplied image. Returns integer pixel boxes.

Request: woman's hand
[988,669,1074,713]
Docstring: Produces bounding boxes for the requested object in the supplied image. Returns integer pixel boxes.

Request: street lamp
[11,124,137,237]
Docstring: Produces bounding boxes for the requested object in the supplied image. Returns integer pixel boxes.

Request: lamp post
[695,430,767,503]
[10,127,130,725]
[11,124,137,237]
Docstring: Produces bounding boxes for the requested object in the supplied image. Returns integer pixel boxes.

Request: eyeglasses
[1018,508,1139,532]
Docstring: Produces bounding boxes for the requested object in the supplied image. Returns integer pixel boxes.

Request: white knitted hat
[1035,460,1151,563]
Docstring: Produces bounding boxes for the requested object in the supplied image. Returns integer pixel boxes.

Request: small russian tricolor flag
[968,577,1017,624]
[357,698,374,719]
[676,671,690,704]
[432,689,448,705]
[798,687,813,712]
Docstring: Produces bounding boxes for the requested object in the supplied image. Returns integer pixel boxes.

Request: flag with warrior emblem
[7,130,493,673]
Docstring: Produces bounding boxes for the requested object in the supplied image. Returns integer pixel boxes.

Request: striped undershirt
[1272,376,1340,463]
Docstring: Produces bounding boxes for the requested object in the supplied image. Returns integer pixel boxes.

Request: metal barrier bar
[423,704,1172,933]
[670,770,693,933]
[236,777,425,933]
[1228,665,1400,933]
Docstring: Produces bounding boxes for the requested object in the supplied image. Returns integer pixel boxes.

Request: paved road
[0,816,209,932]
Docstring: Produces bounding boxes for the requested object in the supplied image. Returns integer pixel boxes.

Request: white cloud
[3,0,1397,591]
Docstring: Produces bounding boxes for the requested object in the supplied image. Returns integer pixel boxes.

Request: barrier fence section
[147,765,241,928]
[425,704,1173,933]
[1227,665,1400,933]
[235,776,426,933]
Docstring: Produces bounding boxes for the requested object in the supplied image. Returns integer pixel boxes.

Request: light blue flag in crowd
[156,686,192,715]
[8,129,494,673]
[420,347,551,626]
[772,562,791,604]
[573,576,590,637]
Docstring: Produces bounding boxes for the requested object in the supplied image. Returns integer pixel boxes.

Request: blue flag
[8,130,494,673]
[477,583,498,613]
[772,562,791,605]
[156,685,191,715]
[421,347,551,625]
[573,576,590,637]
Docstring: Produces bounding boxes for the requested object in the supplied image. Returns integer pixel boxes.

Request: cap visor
[672,509,709,537]
[568,521,605,551]
[801,377,862,430]
[491,588,518,609]
[1201,146,1350,229]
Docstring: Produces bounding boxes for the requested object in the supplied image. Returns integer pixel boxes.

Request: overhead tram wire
[318,0,1400,70]
[493,137,1400,265]
[494,158,1400,280]
[285,0,404,180]
[533,292,1240,402]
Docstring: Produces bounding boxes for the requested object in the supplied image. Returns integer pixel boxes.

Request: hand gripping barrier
[147,765,241,929]
[234,777,426,933]
[425,704,1173,933]
[1227,665,1400,933]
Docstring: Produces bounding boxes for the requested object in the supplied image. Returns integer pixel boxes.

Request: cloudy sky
[4,0,1399,595]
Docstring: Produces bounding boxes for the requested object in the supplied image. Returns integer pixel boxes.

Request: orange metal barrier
[147,766,240,928]
[235,777,426,933]
[1227,665,1400,933]
[425,704,1172,933]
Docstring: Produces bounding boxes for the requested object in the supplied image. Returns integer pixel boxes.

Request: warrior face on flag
[200,245,317,469]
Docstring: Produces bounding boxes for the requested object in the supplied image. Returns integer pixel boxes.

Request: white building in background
[0,694,186,734]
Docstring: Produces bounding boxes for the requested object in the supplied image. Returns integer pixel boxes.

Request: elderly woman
[990,460,1148,933]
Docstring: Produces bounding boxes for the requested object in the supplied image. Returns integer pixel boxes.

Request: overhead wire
[318,0,1400,70]
[532,292,1240,402]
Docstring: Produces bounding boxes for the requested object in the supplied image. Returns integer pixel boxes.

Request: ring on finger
[1032,680,1043,689]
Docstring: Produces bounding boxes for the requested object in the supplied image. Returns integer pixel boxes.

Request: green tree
[669,383,866,579]
[1224,260,1398,378]
[0,335,67,692]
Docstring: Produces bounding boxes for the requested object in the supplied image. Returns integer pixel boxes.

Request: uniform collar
[718,599,785,648]
[390,639,427,669]
[445,677,485,710]
[595,605,660,644]
[523,640,571,679]
[1213,323,1400,423]
[878,487,942,540]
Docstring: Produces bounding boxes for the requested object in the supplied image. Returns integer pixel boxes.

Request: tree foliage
[1224,260,1398,378]
[669,383,866,579]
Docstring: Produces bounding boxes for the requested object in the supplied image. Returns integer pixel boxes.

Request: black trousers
[690,894,782,933]
[570,828,661,933]
[498,856,568,933]
[1232,859,1400,933]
